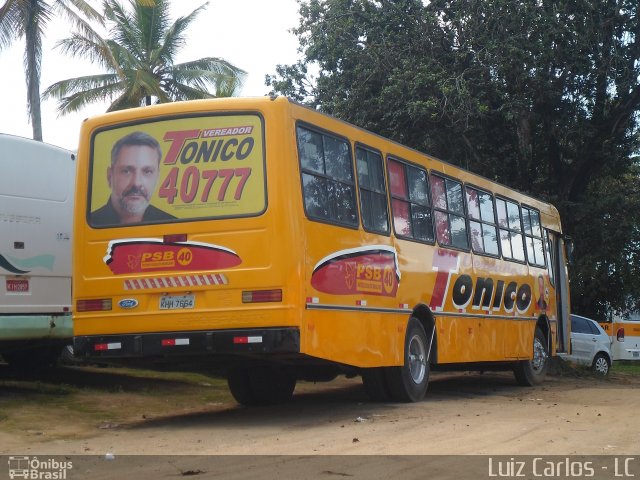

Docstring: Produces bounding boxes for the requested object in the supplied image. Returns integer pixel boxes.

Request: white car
[565,314,612,375]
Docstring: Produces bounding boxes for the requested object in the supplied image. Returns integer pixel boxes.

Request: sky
[0,0,302,151]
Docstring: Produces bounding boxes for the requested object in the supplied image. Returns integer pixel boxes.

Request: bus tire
[227,367,257,406]
[362,367,392,402]
[384,317,430,402]
[2,345,63,370]
[513,327,548,386]
[227,365,296,406]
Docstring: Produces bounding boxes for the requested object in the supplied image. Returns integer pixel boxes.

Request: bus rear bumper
[73,327,300,359]
[0,313,73,341]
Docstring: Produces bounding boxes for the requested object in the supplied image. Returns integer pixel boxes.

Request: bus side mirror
[564,236,574,265]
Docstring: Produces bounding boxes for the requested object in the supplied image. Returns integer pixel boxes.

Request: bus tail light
[617,327,625,342]
[77,298,113,312]
[161,338,190,347]
[242,289,282,303]
[234,336,263,344]
[94,342,121,351]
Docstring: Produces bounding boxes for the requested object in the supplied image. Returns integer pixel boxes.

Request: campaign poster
[89,114,265,227]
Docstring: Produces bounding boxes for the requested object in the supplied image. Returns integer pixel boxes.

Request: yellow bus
[72,96,572,404]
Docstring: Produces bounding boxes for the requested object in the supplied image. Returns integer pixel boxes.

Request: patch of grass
[78,364,208,381]
[0,380,76,396]
[612,361,640,375]
[0,364,234,443]
[549,356,614,379]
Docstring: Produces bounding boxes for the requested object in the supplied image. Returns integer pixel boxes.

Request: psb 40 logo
[104,239,241,274]
[140,248,193,269]
[312,246,400,297]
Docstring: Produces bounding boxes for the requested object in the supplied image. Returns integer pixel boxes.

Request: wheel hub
[532,337,547,373]
[594,357,609,375]
[408,334,427,384]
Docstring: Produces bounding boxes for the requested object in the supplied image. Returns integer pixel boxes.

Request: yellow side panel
[302,310,405,368]
[436,316,504,363]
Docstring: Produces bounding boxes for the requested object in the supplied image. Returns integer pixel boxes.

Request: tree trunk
[25,1,43,141]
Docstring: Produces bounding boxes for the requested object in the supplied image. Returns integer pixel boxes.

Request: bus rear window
[87,114,266,227]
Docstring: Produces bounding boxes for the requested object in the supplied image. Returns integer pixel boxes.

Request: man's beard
[118,186,150,214]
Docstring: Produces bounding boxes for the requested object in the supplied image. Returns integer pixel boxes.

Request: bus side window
[431,174,468,250]
[522,206,546,267]
[465,186,499,256]
[496,197,526,262]
[545,230,556,288]
[355,146,389,234]
[297,125,358,227]
[387,158,433,242]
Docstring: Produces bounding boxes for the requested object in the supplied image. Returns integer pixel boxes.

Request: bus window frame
[86,111,269,229]
[353,142,391,237]
[464,182,501,259]
[521,203,547,269]
[386,155,436,245]
[544,229,556,288]
[494,194,527,265]
[430,171,471,253]
[295,121,360,231]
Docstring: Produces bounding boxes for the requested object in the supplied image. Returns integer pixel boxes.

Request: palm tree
[0,0,102,140]
[43,0,246,114]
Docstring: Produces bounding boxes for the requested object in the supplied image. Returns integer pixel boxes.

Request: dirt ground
[1,361,639,460]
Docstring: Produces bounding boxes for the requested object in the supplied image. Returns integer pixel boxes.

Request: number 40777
[159,166,252,204]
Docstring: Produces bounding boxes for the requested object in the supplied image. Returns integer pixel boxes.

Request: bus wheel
[384,317,430,402]
[227,365,296,406]
[227,367,256,406]
[2,345,63,370]
[362,367,392,402]
[513,327,548,386]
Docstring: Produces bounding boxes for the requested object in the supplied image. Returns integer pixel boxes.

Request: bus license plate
[6,279,29,293]
[159,295,195,310]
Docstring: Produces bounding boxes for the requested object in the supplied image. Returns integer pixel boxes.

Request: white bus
[600,312,640,361]
[0,134,75,368]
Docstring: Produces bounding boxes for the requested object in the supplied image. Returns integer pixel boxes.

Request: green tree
[570,167,640,316]
[0,0,102,140]
[43,0,246,114]
[269,0,640,317]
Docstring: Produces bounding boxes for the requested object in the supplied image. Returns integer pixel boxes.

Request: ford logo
[119,299,139,309]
